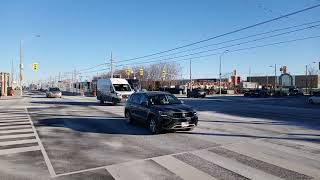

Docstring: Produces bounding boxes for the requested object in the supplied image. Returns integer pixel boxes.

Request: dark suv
[125,91,198,134]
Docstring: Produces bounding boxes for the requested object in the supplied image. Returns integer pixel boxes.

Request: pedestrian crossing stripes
[0,109,40,156]
[104,140,319,180]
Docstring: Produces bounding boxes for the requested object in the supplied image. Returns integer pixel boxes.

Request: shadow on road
[177,131,320,143]
[31,101,100,106]
[183,97,320,131]
[34,117,151,135]
[198,119,288,126]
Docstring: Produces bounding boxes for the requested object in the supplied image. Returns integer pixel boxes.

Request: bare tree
[93,62,181,90]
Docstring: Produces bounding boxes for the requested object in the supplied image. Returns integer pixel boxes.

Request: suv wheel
[125,111,134,124]
[149,117,160,134]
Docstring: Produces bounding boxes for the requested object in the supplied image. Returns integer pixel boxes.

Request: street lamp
[269,64,277,94]
[19,35,40,96]
[219,50,229,95]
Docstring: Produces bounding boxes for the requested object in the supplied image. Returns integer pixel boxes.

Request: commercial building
[247,74,320,89]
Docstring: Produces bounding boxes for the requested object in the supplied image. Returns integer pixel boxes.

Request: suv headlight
[193,112,197,116]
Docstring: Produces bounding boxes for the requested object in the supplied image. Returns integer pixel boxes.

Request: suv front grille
[172,112,193,118]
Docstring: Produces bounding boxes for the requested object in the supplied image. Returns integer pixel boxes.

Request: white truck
[97,78,134,105]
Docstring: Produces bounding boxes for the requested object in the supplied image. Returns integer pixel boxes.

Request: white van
[97,78,134,105]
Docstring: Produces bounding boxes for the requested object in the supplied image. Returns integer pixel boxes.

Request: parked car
[244,89,269,98]
[308,94,320,104]
[187,89,206,98]
[97,78,134,105]
[46,87,62,98]
[125,91,198,134]
[244,90,254,97]
[288,89,304,96]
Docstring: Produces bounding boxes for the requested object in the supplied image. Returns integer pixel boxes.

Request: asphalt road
[0,92,319,180]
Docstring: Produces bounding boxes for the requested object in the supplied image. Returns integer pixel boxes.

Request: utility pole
[110,52,113,78]
[19,40,23,96]
[11,59,14,87]
[266,75,269,89]
[274,64,277,94]
[248,66,251,82]
[219,50,229,95]
[305,65,308,95]
[189,59,192,91]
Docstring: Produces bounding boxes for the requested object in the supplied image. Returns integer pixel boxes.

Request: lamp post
[269,64,277,95]
[219,50,229,95]
[19,35,40,96]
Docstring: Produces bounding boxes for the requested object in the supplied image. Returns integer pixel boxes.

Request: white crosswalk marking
[191,150,282,180]
[0,146,40,155]
[0,139,38,146]
[0,133,35,139]
[0,129,34,134]
[0,109,40,156]
[0,122,31,126]
[153,155,216,180]
[0,125,31,130]
[0,119,30,123]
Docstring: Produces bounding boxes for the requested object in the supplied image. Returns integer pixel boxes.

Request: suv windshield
[113,84,131,91]
[49,88,60,91]
[149,94,182,105]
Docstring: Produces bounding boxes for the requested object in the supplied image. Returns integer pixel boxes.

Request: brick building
[0,72,10,96]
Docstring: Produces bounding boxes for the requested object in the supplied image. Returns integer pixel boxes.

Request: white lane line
[0,139,38,146]
[153,155,215,180]
[0,133,35,139]
[0,129,33,134]
[0,146,40,155]
[0,122,31,126]
[0,125,31,130]
[25,107,56,177]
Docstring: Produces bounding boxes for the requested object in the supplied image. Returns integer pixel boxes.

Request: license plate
[181,122,189,127]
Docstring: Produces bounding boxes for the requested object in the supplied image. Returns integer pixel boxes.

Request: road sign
[32,63,39,72]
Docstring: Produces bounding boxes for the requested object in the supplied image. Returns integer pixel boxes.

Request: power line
[71,35,320,77]
[116,24,320,67]
[116,4,320,62]
[77,63,107,72]
[116,20,320,64]
[67,20,320,75]
[115,35,320,68]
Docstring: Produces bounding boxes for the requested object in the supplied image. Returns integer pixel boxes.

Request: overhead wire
[115,4,320,62]
[115,20,320,64]
[115,24,320,67]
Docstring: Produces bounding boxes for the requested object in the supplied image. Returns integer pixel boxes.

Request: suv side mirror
[140,101,148,107]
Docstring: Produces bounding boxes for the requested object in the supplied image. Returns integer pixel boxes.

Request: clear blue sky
[0,0,319,83]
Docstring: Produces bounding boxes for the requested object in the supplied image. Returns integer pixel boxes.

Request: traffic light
[162,68,166,80]
[139,68,144,76]
[32,63,39,72]
[126,67,131,78]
